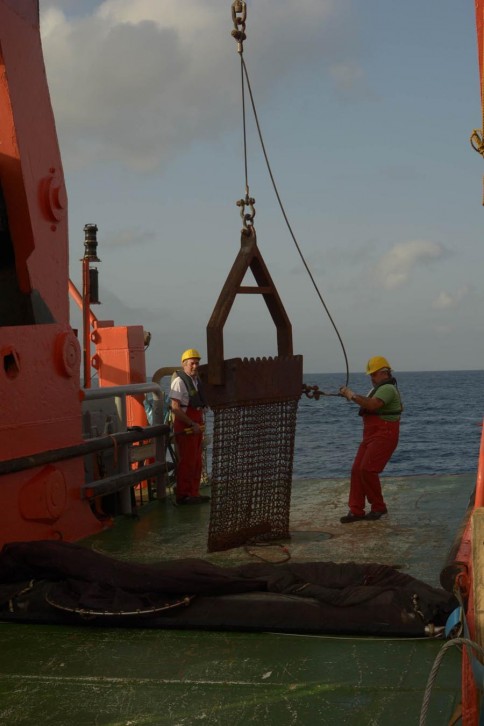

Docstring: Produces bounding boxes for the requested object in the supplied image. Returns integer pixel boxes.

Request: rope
[419,636,484,726]
[45,591,194,618]
[243,541,291,563]
[231,3,349,387]
[240,59,249,197]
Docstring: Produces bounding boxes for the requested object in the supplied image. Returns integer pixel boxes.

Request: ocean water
[294,370,484,479]
[162,369,484,480]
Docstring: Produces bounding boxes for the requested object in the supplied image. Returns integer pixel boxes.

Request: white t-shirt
[170,375,200,411]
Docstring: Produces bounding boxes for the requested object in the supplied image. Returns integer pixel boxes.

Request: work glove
[339,386,354,401]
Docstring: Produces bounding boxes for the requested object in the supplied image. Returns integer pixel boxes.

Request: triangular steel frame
[206,228,293,384]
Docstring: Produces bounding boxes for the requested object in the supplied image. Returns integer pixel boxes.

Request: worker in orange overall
[170,348,210,505]
[338,356,403,523]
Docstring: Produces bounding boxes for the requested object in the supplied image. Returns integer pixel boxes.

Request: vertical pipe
[115,394,127,432]
[155,432,167,500]
[151,392,167,499]
[69,279,98,326]
[119,445,132,515]
[82,257,91,388]
[115,393,132,514]
[81,223,100,389]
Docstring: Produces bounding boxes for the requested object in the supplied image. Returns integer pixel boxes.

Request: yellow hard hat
[366,355,391,375]
[181,348,201,364]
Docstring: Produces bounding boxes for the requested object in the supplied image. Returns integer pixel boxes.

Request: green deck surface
[0,473,475,725]
[0,625,461,725]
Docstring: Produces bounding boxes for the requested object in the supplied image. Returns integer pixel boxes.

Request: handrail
[81,382,167,510]
[0,424,169,476]
[0,384,170,512]
[81,381,162,401]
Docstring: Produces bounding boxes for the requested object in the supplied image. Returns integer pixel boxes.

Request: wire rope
[237,52,350,386]
[419,636,484,726]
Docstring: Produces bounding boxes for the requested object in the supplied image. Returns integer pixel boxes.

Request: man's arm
[339,386,384,411]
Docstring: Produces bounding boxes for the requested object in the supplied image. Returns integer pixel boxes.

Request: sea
[159,370,484,480]
[294,370,484,479]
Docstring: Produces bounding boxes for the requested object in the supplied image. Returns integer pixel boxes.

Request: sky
[38,0,484,374]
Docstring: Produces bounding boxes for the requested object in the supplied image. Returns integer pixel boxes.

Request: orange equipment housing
[0,0,102,544]
[91,322,148,428]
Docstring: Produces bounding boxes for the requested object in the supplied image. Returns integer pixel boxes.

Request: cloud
[328,61,375,100]
[42,0,100,14]
[328,62,365,92]
[432,286,470,310]
[434,323,454,334]
[102,228,156,248]
[40,0,351,172]
[375,240,444,290]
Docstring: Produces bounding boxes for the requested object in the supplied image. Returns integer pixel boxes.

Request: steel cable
[419,636,484,725]
[237,52,350,386]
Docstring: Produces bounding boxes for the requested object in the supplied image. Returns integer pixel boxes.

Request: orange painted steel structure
[0,0,103,544]
[70,259,148,428]
[477,1,484,109]
[454,423,484,726]
[91,322,148,428]
[70,279,149,428]
[457,3,484,723]
[69,279,99,329]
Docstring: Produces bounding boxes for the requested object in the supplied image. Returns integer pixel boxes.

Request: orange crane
[0,0,163,546]
[0,0,103,542]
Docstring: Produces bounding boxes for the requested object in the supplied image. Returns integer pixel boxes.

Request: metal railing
[81,382,169,513]
[0,383,171,516]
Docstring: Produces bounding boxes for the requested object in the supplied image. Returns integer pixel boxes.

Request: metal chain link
[470,128,484,204]
[302,383,342,400]
[236,193,256,232]
[231,0,247,54]
[470,128,484,155]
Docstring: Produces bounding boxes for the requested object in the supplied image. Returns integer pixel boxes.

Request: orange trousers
[348,416,400,516]
[173,406,204,499]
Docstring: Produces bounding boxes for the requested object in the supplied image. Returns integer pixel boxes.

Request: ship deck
[0,472,474,725]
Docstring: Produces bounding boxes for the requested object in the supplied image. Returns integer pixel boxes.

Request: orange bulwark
[458,2,484,722]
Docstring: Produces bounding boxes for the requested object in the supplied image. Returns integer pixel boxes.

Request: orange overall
[348,416,400,517]
[173,406,204,499]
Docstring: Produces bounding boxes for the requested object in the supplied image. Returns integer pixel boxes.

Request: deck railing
[81,382,169,513]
